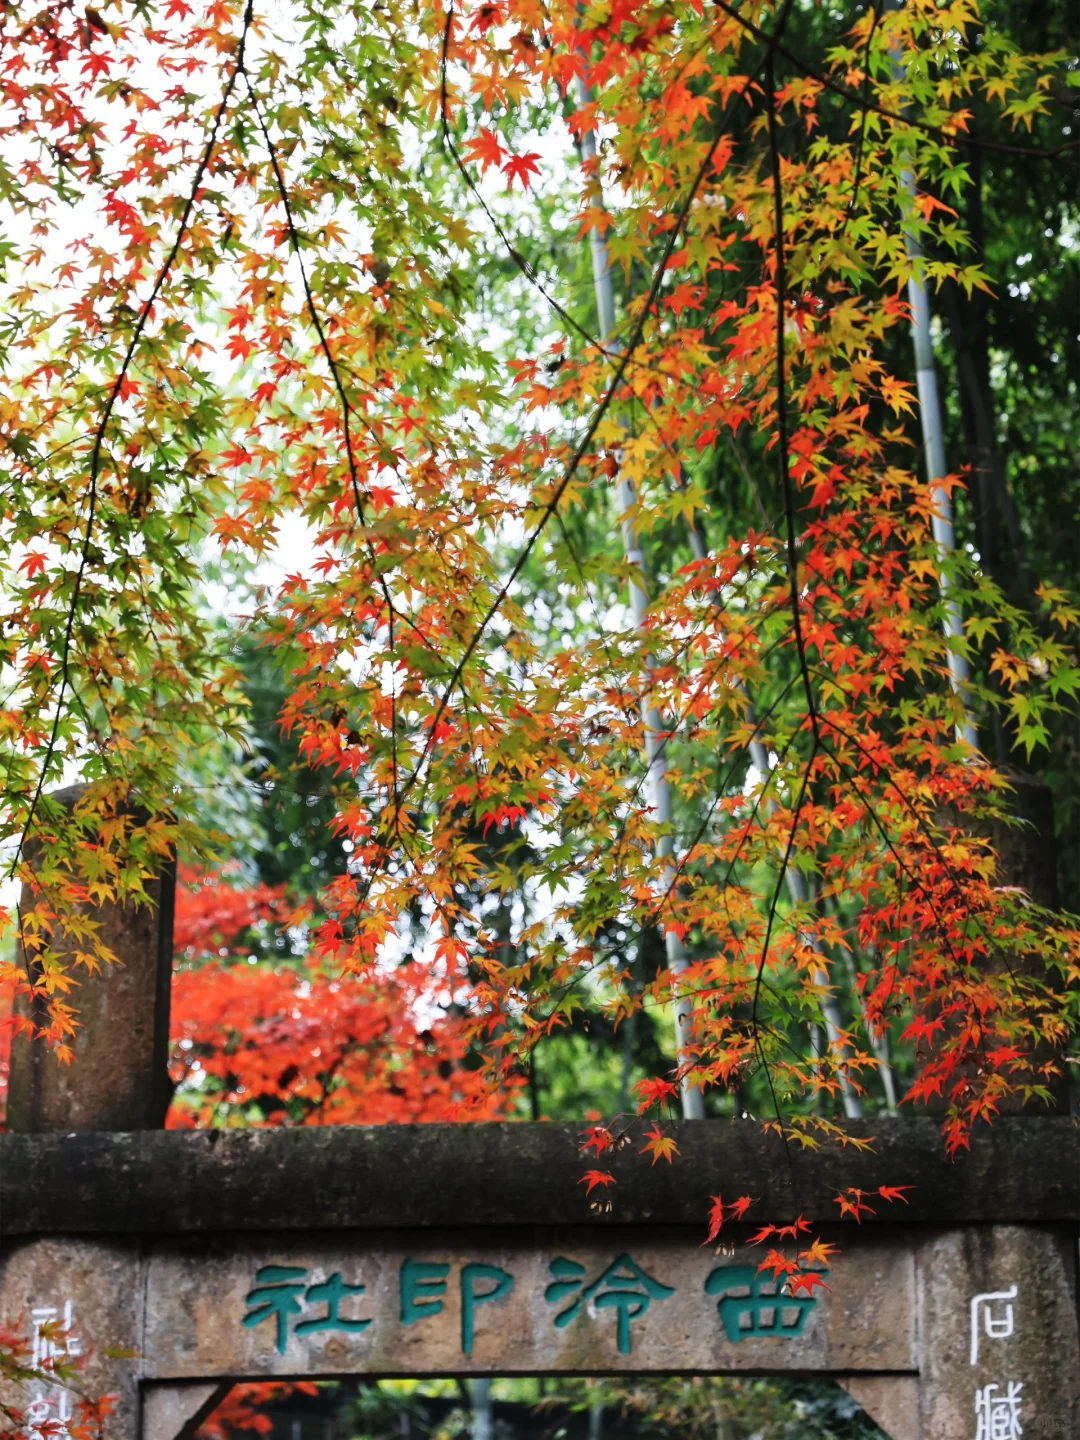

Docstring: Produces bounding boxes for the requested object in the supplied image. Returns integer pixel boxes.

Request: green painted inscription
[704,1265,826,1342]
[544,1254,675,1354]
[460,1263,515,1355]
[400,1259,450,1325]
[241,1254,828,1358]
[244,1266,372,1354]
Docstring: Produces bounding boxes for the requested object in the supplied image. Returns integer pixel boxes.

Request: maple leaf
[775,1216,811,1241]
[877,1185,914,1206]
[580,1125,614,1157]
[799,1238,839,1267]
[462,128,506,175]
[755,1248,797,1280]
[579,1170,616,1195]
[641,1125,679,1165]
[632,1076,678,1112]
[18,553,47,578]
[786,1270,831,1297]
[704,1194,724,1244]
[834,1188,876,1222]
[503,151,542,190]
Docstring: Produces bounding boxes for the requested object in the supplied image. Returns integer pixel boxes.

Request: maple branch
[749,732,825,1111]
[243,78,403,817]
[712,0,1080,164]
[406,0,803,814]
[838,3,883,246]
[765,53,820,739]
[11,0,256,879]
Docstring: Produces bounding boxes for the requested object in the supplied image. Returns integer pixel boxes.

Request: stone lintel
[2,1118,1078,1236]
[3,1228,916,1382]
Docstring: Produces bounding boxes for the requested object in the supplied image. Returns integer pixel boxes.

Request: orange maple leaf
[462,127,506,175]
[799,1238,839,1267]
[835,1188,876,1222]
[641,1125,679,1165]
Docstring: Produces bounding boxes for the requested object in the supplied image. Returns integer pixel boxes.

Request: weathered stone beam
[3,1117,1078,1234]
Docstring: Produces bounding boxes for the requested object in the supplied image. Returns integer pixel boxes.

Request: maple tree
[169,865,514,1126]
[0,0,1078,1192]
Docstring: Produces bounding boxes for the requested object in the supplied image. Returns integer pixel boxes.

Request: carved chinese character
[243,1265,371,1353]
[460,1263,514,1355]
[704,1265,824,1343]
[26,1302,80,1440]
[243,1265,309,1354]
[545,1254,674,1355]
[975,1381,1024,1440]
[400,1259,450,1325]
[399,1259,515,1355]
[970,1287,1018,1367]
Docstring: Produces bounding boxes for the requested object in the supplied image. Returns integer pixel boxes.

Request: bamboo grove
[1,0,1079,1153]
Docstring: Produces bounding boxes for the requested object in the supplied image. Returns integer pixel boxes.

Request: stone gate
[2,778,1078,1440]
[3,1121,1078,1440]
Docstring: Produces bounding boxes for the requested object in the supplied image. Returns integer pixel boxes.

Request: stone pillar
[0,1239,144,1440]
[916,1225,1080,1438]
[5,786,176,1132]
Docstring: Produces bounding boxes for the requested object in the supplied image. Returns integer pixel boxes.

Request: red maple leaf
[787,1270,831,1297]
[704,1194,724,1244]
[632,1075,678,1112]
[19,553,47,579]
[580,1125,614,1157]
[503,151,542,190]
[579,1170,616,1195]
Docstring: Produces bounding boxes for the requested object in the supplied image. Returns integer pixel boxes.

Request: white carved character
[970,1286,1017,1366]
[975,1381,1024,1440]
[27,1300,79,1440]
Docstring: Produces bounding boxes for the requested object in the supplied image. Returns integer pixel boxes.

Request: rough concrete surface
[4,1119,1079,1235]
